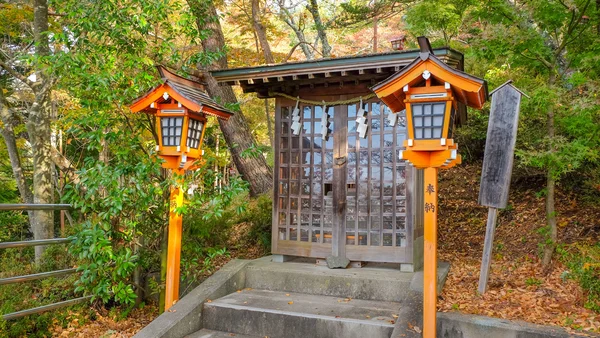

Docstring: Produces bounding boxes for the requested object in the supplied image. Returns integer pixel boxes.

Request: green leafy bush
[238,193,273,252]
[557,243,600,312]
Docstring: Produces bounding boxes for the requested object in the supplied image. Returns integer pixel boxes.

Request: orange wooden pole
[165,170,184,311]
[423,167,438,338]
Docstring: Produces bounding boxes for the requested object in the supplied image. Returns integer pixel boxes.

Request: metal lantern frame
[155,106,207,169]
[130,66,232,170]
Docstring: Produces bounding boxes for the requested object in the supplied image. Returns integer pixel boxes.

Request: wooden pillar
[330,102,348,267]
[165,170,184,311]
[423,167,438,338]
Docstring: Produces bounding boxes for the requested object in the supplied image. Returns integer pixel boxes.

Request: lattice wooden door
[273,97,414,263]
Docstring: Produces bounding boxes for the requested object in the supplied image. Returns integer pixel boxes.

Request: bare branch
[284,41,323,62]
[0,60,34,88]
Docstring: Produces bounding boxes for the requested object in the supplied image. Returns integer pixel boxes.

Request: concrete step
[244,256,415,302]
[185,329,261,338]
[202,289,400,338]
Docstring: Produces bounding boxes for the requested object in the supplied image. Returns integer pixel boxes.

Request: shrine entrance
[211,47,465,267]
[273,96,422,264]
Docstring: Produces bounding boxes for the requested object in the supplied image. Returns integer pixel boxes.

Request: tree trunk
[373,0,378,53]
[597,0,600,35]
[542,72,557,269]
[307,0,332,57]
[250,0,274,147]
[27,98,54,262]
[28,0,54,263]
[0,102,33,205]
[187,0,273,196]
[251,0,275,64]
[265,99,273,147]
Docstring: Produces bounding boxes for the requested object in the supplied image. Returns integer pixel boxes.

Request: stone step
[202,289,400,338]
[244,256,415,302]
[185,329,261,338]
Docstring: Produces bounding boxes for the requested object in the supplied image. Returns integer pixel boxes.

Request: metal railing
[0,204,92,320]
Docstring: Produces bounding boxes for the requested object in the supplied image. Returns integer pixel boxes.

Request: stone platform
[134,256,450,338]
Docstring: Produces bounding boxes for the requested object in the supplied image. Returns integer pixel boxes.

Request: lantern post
[372,37,488,338]
[130,66,233,310]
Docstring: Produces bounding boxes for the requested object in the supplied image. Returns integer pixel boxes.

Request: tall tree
[251,0,274,146]
[0,0,55,262]
[307,0,332,57]
[276,0,314,60]
[187,0,273,196]
[251,0,275,64]
[473,0,599,268]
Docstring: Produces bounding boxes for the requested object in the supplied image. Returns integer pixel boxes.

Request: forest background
[0,0,599,336]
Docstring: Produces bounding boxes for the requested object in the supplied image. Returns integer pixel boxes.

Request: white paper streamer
[291,98,301,135]
[356,97,368,138]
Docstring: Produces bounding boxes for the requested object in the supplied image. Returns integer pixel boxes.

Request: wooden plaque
[478,83,522,208]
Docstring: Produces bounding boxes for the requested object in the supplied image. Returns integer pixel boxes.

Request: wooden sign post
[477,80,527,294]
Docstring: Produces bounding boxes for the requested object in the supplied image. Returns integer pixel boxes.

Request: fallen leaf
[288,301,293,305]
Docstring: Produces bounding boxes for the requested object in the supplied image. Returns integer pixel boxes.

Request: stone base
[326,255,350,269]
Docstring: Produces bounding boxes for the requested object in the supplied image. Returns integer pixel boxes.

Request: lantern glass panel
[186,118,204,149]
[161,117,183,146]
[411,102,447,140]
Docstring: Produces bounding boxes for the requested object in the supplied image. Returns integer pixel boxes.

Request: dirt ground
[437,163,600,334]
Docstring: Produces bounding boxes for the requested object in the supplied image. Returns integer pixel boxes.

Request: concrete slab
[202,289,399,338]
[185,329,260,338]
[408,261,451,294]
[244,256,415,302]
[133,259,250,338]
[437,312,597,338]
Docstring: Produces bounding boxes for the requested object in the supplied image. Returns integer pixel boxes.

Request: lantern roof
[130,66,233,120]
[371,37,488,113]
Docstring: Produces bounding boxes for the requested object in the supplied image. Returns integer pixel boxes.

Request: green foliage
[62,111,167,305]
[525,277,543,287]
[454,107,489,162]
[179,173,249,289]
[0,245,82,338]
[237,194,273,252]
[405,0,478,45]
[557,244,600,313]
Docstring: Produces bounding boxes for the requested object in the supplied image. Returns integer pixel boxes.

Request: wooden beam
[423,167,438,338]
[308,73,315,79]
[277,76,284,82]
[263,78,269,83]
[325,72,332,78]
[478,207,498,294]
[358,69,365,75]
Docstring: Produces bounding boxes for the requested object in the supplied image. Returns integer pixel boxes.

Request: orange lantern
[372,37,487,338]
[130,66,232,170]
[130,66,232,311]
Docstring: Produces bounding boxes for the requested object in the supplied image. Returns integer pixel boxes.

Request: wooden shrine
[212,47,467,270]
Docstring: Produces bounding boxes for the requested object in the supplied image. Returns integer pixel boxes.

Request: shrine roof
[211,47,464,98]
[130,66,233,119]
